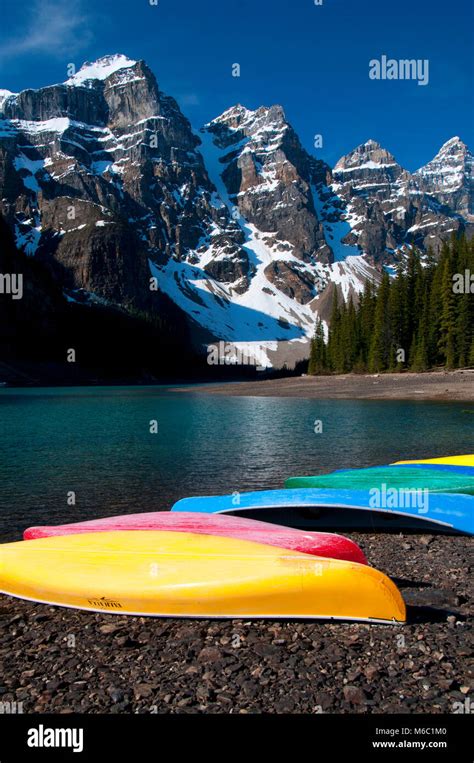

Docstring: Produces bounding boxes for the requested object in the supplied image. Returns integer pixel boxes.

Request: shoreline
[175,370,474,401]
[1,366,474,401]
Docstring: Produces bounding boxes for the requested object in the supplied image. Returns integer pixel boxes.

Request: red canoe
[23,511,367,564]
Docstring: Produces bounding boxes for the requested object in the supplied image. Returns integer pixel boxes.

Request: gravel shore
[178,369,474,401]
[0,531,471,714]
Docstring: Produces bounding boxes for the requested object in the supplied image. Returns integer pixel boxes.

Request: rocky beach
[180,370,474,401]
[1,530,471,714]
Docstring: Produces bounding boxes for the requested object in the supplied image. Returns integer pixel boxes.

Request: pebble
[343,686,367,705]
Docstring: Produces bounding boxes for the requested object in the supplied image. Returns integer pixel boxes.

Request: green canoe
[285,466,474,495]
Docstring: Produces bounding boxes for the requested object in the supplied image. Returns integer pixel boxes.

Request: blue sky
[1,0,472,170]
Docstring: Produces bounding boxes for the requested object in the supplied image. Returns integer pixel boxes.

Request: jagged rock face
[331,139,470,260]
[331,142,408,261]
[0,55,249,312]
[264,260,318,304]
[203,105,329,263]
[0,55,471,368]
[2,85,107,125]
[414,137,473,220]
[333,140,408,198]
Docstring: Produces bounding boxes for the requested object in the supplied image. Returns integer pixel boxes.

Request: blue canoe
[172,488,474,535]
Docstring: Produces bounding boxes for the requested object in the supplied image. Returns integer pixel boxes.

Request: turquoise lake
[0,386,472,540]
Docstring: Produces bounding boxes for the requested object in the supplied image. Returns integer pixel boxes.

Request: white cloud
[0,0,93,61]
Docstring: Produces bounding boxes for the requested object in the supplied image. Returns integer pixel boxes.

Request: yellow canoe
[0,531,406,624]
[393,454,474,467]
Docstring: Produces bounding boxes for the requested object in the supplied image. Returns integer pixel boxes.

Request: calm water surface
[0,385,472,539]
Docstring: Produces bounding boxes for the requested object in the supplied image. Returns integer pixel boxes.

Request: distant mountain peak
[208,103,287,131]
[413,136,472,218]
[64,54,138,86]
[207,103,252,127]
[415,136,472,173]
[439,136,465,150]
[334,140,400,173]
[215,103,249,118]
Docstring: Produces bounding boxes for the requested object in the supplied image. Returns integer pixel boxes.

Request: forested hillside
[308,234,474,374]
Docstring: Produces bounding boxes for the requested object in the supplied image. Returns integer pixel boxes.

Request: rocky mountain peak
[436,135,468,154]
[64,54,138,86]
[209,104,253,127]
[207,103,287,137]
[334,140,400,174]
[202,101,330,266]
[330,141,409,263]
[417,136,471,172]
[328,137,470,261]
[415,136,473,219]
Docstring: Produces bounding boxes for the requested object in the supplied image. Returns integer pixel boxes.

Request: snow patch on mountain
[0,89,16,112]
[311,182,362,261]
[328,256,375,301]
[65,55,138,86]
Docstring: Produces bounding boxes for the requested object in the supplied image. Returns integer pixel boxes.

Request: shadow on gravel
[406,604,464,624]
[391,577,433,589]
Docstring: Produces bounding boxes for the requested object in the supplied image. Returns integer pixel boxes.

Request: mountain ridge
[0,54,472,368]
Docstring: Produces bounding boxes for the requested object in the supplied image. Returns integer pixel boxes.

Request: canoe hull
[0,531,405,623]
[390,464,474,475]
[23,511,367,565]
[285,466,474,494]
[172,488,474,535]
[393,455,474,467]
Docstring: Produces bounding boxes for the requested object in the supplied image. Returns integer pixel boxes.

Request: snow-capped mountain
[414,137,473,220]
[0,55,244,314]
[331,138,471,260]
[0,55,471,367]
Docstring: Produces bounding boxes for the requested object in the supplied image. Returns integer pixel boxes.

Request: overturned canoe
[172,488,474,535]
[392,454,474,467]
[23,511,367,564]
[285,466,474,495]
[390,463,474,476]
[0,531,405,623]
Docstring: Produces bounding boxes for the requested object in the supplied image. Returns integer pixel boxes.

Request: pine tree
[388,266,406,369]
[308,319,327,375]
[469,337,474,367]
[412,281,431,372]
[345,295,358,371]
[309,234,471,375]
[356,279,376,370]
[368,272,391,372]
[438,251,457,368]
[453,233,473,367]
[327,287,341,372]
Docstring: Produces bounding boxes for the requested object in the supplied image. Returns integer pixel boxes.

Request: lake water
[0,385,472,540]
